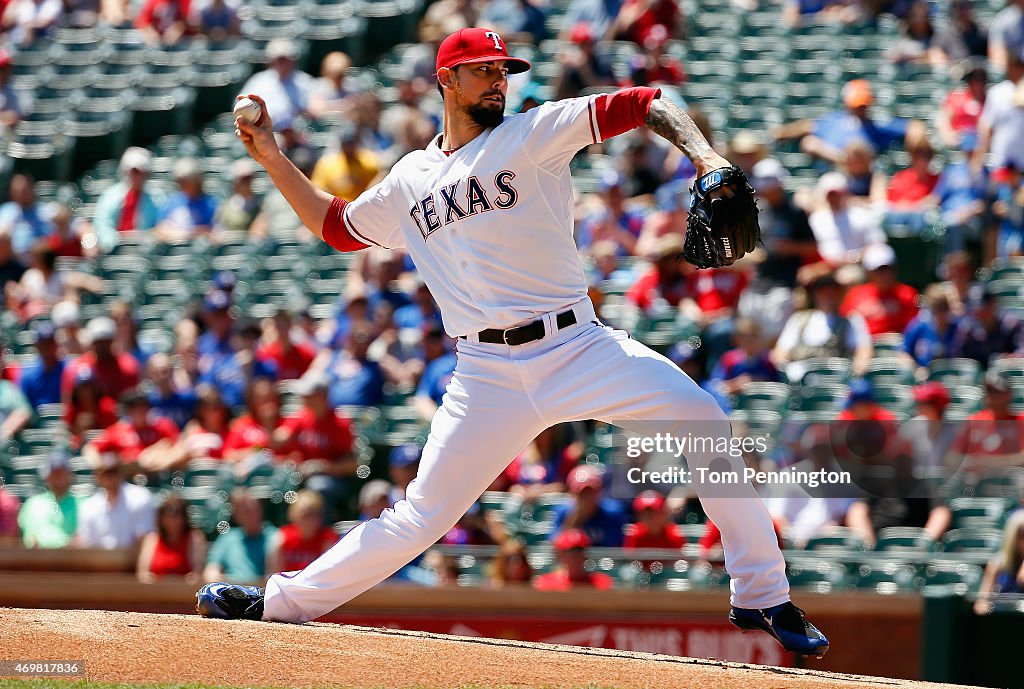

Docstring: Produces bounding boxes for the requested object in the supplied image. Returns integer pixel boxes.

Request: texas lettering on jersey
[409,171,519,239]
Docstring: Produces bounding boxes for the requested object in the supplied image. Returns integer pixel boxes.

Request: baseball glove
[681,166,760,269]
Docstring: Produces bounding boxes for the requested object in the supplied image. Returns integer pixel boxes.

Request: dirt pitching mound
[0,608,969,689]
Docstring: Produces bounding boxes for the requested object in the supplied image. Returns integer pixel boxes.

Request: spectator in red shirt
[887,138,940,211]
[625,25,687,88]
[63,367,118,450]
[85,388,179,469]
[274,371,358,523]
[150,384,233,471]
[624,490,685,550]
[62,316,141,402]
[135,0,189,45]
[688,264,750,369]
[225,376,280,451]
[257,307,315,381]
[626,233,697,315]
[47,203,85,258]
[938,60,987,150]
[841,244,919,337]
[954,369,1024,462]
[532,529,614,591]
[268,490,338,573]
[613,0,682,45]
[137,495,206,583]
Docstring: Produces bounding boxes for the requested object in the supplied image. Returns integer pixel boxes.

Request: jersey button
[461,261,468,268]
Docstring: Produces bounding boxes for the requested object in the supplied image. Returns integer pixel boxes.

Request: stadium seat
[922,560,984,594]
[798,384,849,413]
[949,497,1009,529]
[804,527,868,553]
[928,359,982,387]
[853,560,917,594]
[786,557,848,593]
[941,528,1004,553]
[873,527,935,553]
[799,358,852,387]
[735,382,792,415]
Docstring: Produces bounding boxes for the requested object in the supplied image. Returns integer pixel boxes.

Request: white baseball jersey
[263,86,794,625]
[322,86,661,337]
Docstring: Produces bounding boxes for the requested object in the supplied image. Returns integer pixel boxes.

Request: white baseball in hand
[233,97,262,124]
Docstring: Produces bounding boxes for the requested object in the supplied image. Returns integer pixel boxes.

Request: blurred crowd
[0,0,1021,595]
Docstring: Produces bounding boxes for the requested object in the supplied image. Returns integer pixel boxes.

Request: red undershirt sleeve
[321,196,370,253]
[592,86,662,141]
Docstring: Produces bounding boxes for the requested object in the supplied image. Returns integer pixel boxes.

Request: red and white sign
[322,612,791,667]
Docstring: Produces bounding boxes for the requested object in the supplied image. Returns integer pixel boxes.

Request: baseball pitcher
[197,27,828,657]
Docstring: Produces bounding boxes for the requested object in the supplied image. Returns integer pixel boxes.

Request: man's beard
[466,97,505,127]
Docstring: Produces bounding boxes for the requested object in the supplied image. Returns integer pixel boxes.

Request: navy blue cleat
[196,583,265,621]
[729,602,829,657]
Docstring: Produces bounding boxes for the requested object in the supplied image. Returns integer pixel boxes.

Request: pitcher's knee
[673,384,730,428]
[384,496,462,550]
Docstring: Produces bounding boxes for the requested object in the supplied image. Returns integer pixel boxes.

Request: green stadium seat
[949,497,1009,529]
[735,382,792,415]
[928,358,982,387]
[922,560,983,593]
[853,560,917,593]
[798,384,849,412]
[804,527,868,553]
[786,557,847,593]
[864,357,915,386]
[941,527,1004,553]
[874,527,935,552]
[975,469,1024,499]
[799,357,852,386]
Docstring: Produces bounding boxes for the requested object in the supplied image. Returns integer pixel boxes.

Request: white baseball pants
[263,298,789,622]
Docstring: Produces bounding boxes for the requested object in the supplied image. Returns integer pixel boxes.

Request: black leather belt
[461,309,578,346]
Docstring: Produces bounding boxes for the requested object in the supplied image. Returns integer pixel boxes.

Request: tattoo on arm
[644,97,717,164]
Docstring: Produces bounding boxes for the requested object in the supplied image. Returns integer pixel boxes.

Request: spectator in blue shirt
[394,281,442,332]
[320,323,384,407]
[199,319,275,410]
[551,465,628,548]
[994,163,1024,258]
[154,158,218,242]
[202,488,278,584]
[197,290,235,359]
[904,286,961,368]
[774,79,912,167]
[480,0,549,44]
[146,353,197,429]
[18,321,64,409]
[413,325,457,421]
[559,0,623,41]
[576,172,645,255]
[933,133,988,255]
[0,173,53,262]
[709,319,780,396]
[951,285,1024,365]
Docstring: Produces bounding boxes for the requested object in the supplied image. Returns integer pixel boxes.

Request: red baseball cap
[633,490,666,513]
[567,465,603,493]
[554,528,592,551]
[914,381,951,411]
[435,28,531,75]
